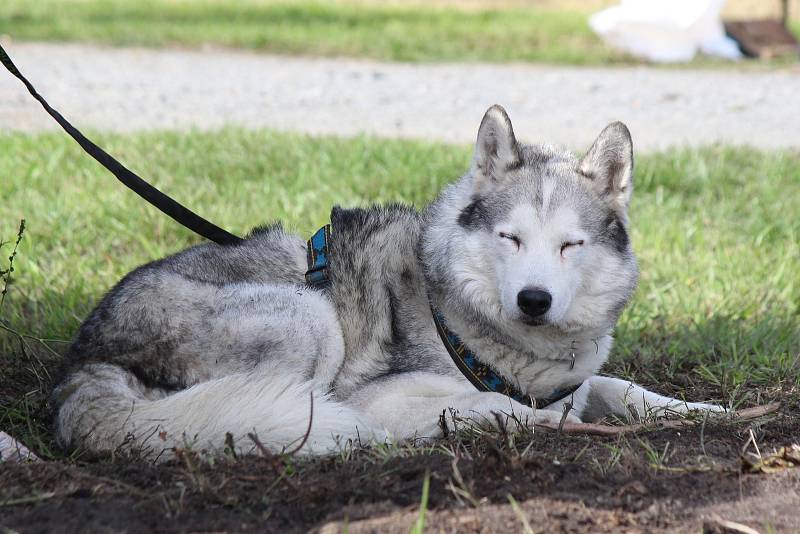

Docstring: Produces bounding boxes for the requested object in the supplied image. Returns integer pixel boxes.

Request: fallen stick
[538,402,782,437]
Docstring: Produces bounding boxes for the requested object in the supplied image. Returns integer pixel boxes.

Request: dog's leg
[347,373,580,441]
[577,376,725,422]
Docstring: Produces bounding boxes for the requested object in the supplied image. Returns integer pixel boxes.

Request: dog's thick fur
[53,106,722,459]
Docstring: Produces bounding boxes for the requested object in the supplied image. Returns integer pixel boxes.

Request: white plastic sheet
[589,0,743,62]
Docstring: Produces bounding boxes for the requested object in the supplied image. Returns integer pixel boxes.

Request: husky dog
[53,106,722,458]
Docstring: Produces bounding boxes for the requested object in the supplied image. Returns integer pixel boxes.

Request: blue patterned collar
[430,311,582,409]
[305,224,582,409]
[305,224,332,287]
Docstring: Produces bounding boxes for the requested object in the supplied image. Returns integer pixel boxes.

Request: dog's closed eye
[560,240,584,256]
[499,232,521,247]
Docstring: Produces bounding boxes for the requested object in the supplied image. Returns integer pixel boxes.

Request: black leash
[0,43,243,246]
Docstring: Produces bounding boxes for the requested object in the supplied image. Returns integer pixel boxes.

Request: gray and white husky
[53,106,722,459]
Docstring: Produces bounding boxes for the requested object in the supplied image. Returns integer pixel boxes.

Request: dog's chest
[464,333,611,399]
[519,351,603,399]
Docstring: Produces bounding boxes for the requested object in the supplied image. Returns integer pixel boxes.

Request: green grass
[411,472,430,534]
[1,128,799,451]
[4,1,799,66]
[0,0,625,64]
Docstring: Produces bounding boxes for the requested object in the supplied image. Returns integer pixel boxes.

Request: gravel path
[2,42,800,150]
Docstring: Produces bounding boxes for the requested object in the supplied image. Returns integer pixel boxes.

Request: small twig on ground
[247,432,272,459]
[557,400,574,434]
[0,491,57,507]
[741,443,800,474]
[247,432,299,492]
[249,392,314,460]
[285,391,314,457]
[704,515,760,534]
[536,403,781,437]
[72,471,152,500]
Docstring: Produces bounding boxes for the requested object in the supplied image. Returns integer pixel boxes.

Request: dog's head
[424,105,639,339]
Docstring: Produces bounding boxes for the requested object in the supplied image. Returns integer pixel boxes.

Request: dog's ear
[578,122,634,217]
[471,105,521,190]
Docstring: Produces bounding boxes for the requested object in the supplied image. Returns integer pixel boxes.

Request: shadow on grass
[0,393,798,532]
[1,280,797,463]
[1,283,798,532]
[0,285,93,460]
[612,313,800,407]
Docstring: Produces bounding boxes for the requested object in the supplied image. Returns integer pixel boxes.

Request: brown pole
[783,0,789,26]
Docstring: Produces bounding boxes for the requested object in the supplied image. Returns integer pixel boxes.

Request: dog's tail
[54,363,379,460]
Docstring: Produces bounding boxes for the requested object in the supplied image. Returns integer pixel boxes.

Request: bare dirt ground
[2,414,799,533]
[2,42,800,150]
[2,343,798,532]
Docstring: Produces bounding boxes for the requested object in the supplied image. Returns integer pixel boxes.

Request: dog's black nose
[517,289,552,318]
